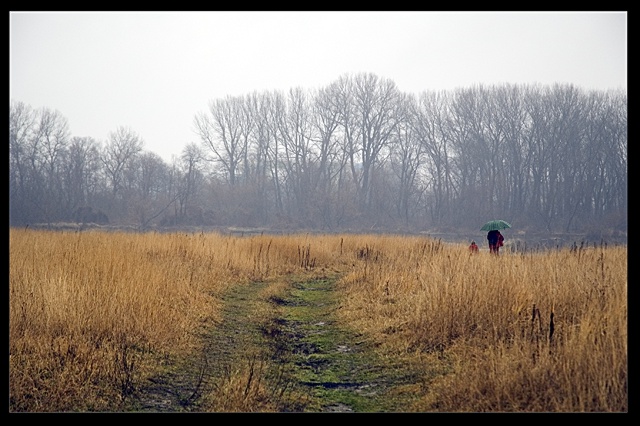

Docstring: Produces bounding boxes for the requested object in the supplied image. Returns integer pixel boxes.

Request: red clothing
[469,243,479,253]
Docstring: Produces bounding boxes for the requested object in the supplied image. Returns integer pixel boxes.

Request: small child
[469,240,479,253]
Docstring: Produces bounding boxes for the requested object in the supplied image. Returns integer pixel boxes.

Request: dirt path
[128,274,422,412]
[270,276,421,412]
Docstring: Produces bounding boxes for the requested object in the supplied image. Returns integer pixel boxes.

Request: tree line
[9,73,627,236]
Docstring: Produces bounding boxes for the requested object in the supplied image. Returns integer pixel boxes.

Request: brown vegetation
[9,229,627,412]
[337,235,627,411]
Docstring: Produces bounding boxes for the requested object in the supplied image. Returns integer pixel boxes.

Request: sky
[10,11,627,163]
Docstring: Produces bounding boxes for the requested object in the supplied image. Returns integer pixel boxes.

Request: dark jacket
[487,230,500,245]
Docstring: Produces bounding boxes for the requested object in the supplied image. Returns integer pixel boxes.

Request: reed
[336,236,627,412]
[9,229,627,412]
[9,229,222,411]
[9,229,342,411]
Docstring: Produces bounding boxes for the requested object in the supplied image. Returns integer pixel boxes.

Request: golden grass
[9,229,627,412]
[9,230,223,411]
[335,236,627,412]
[8,229,345,411]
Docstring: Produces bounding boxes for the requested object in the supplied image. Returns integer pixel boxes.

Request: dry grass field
[335,235,627,411]
[9,228,627,412]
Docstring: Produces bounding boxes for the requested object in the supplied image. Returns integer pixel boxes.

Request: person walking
[497,231,504,254]
[487,230,504,255]
[469,240,479,253]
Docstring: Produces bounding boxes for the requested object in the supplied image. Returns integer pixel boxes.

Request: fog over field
[9,12,627,245]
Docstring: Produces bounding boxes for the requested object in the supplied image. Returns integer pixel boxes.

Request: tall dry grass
[336,235,627,412]
[9,229,627,412]
[9,229,217,411]
[9,228,345,412]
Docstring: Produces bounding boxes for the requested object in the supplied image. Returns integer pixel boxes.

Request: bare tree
[243,91,272,186]
[389,93,424,227]
[411,90,455,227]
[277,87,318,223]
[60,136,103,216]
[578,89,627,230]
[124,151,174,229]
[265,90,287,216]
[194,96,249,186]
[523,84,575,232]
[176,143,206,222]
[37,108,72,221]
[9,78,625,236]
[338,73,404,215]
[9,105,72,224]
[494,84,530,223]
[100,126,144,223]
[311,84,348,228]
[102,126,144,198]
[244,91,277,224]
[9,100,37,224]
[605,91,628,225]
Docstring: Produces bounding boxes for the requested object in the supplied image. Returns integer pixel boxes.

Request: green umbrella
[480,219,512,231]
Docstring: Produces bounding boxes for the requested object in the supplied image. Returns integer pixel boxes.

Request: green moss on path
[264,276,422,412]
[128,274,425,412]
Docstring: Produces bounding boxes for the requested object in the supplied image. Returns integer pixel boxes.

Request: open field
[9,228,627,412]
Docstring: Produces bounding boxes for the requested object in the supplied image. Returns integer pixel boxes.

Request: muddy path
[127,274,423,412]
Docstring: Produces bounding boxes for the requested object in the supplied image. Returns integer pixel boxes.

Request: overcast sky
[10,11,627,162]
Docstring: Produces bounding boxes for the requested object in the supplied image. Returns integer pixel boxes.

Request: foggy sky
[9,11,627,162]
